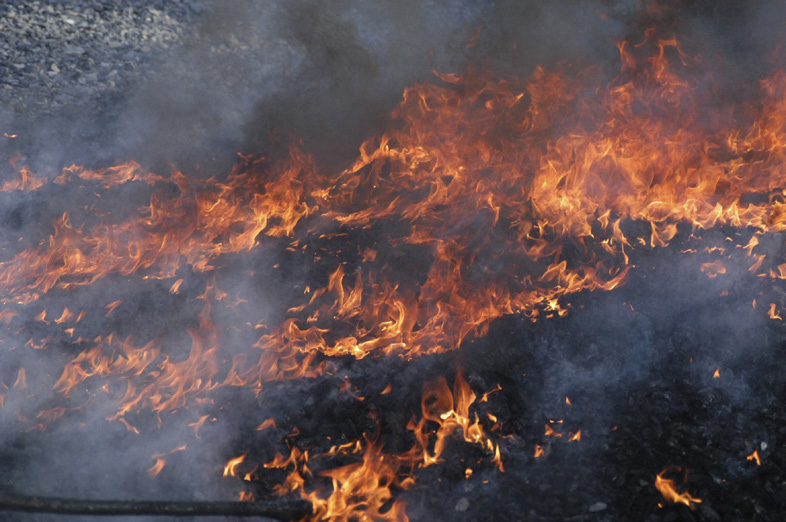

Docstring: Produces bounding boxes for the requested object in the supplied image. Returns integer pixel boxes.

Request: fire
[655,467,702,508]
[223,454,246,478]
[405,369,503,471]
[544,424,562,438]
[308,439,411,522]
[255,369,503,520]
[256,417,276,431]
[747,450,761,466]
[2,28,786,520]
[147,457,166,478]
[2,32,785,394]
[700,260,726,279]
[104,300,123,317]
[534,445,545,458]
[54,307,74,324]
[169,278,184,294]
[188,415,210,439]
[13,368,26,390]
[3,155,46,192]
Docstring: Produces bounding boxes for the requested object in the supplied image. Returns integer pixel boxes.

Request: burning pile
[1,25,785,521]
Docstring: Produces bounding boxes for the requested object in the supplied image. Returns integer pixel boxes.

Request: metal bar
[0,494,312,520]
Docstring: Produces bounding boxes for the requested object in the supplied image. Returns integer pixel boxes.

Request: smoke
[2,0,786,519]
[111,0,488,172]
[108,0,670,171]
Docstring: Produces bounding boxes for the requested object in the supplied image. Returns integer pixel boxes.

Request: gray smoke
[1,1,785,519]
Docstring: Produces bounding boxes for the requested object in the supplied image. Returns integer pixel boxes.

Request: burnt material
[0,494,312,520]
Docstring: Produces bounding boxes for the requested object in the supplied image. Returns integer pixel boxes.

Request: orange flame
[1,34,784,400]
[13,368,26,390]
[259,369,503,520]
[655,467,702,508]
[147,457,166,478]
[747,450,761,466]
[408,369,503,470]
[223,454,246,478]
[534,445,545,458]
[188,415,210,439]
[256,417,277,431]
[700,260,726,279]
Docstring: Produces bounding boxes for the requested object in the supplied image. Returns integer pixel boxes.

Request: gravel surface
[0,1,199,116]
[0,0,209,171]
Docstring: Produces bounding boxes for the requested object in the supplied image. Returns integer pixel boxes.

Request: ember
[1,1,785,521]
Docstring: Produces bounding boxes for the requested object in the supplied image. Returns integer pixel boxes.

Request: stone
[588,502,608,513]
